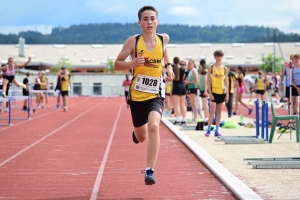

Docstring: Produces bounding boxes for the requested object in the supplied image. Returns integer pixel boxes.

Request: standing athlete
[60,67,71,112]
[114,5,174,185]
[122,74,131,108]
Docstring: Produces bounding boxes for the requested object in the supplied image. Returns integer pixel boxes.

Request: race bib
[134,74,160,94]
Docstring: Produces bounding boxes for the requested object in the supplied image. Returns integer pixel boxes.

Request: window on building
[73,83,82,96]
[93,83,102,95]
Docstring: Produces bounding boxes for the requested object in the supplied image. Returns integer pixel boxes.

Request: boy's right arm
[114,36,145,70]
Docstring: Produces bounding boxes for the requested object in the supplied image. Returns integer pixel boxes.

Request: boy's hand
[166,68,174,82]
[225,94,228,103]
[209,93,214,101]
[133,55,145,67]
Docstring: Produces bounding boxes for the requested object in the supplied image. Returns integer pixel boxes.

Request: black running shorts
[211,93,226,104]
[3,75,15,83]
[128,98,164,127]
[61,91,69,97]
[291,85,300,96]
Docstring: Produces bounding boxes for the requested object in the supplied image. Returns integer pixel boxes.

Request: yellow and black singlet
[128,34,165,102]
[211,65,226,94]
[40,76,47,90]
[256,76,265,90]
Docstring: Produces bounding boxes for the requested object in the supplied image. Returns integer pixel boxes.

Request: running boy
[114,5,174,185]
[205,50,228,137]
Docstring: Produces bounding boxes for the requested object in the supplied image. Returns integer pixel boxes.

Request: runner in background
[0,57,30,98]
[205,50,228,137]
[172,57,187,125]
[225,70,236,117]
[232,66,253,115]
[198,59,209,119]
[255,70,266,102]
[122,74,131,108]
[55,68,63,109]
[272,72,281,105]
[22,72,30,112]
[185,59,199,123]
[32,72,45,113]
[280,54,294,114]
[164,72,172,114]
[243,75,255,104]
[60,67,72,112]
[40,70,50,108]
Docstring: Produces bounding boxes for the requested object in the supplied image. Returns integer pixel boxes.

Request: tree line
[0,23,299,44]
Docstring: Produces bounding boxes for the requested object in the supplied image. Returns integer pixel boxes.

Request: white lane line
[0,97,107,167]
[0,97,91,132]
[90,100,123,200]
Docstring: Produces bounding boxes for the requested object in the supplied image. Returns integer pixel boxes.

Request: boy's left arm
[225,68,229,102]
[162,33,174,82]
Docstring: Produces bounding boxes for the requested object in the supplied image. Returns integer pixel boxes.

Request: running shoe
[205,131,211,137]
[214,131,222,137]
[141,168,155,185]
[180,121,187,126]
[232,112,237,115]
[248,108,253,115]
[57,105,60,109]
[63,107,67,112]
[2,93,6,98]
[41,105,45,109]
[132,131,139,144]
[173,121,181,125]
[46,105,50,109]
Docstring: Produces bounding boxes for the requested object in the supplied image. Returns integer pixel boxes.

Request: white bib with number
[134,74,160,94]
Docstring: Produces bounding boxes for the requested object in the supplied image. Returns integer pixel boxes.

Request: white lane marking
[0,97,91,132]
[0,97,107,167]
[90,100,123,200]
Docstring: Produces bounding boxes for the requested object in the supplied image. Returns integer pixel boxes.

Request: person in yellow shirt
[40,70,49,109]
[255,70,266,101]
[206,50,229,137]
[225,70,236,117]
[60,67,72,112]
[114,5,174,185]
[164,72,172,114]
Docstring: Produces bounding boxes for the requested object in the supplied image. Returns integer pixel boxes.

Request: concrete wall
[14,73,132,96]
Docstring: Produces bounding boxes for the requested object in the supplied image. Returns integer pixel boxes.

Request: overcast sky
[1,0,299,34]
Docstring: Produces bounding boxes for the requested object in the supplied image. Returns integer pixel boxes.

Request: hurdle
[0,96,32,125]
[215,99,269,144]
[243,157,300,169]
[30,90,60,110]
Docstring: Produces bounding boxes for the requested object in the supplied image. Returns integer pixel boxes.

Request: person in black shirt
[22,72,30,111]
[172,57,187,125]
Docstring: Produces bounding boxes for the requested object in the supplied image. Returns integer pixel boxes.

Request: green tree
[107,59,115,73]
[52,59,72,73]
[260,54,282,72]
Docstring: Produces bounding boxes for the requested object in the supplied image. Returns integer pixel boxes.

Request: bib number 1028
[142,77,158,87]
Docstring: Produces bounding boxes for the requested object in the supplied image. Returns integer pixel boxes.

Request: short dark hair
[26,72,30,77]
[138,5,158,20]
[213,50,224,56]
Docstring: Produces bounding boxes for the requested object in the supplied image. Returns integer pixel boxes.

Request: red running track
[0,96,236,199]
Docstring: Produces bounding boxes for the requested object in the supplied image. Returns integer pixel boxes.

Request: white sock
[182,118,186,122]
[176,117,181,121]
[146,167,154,171]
